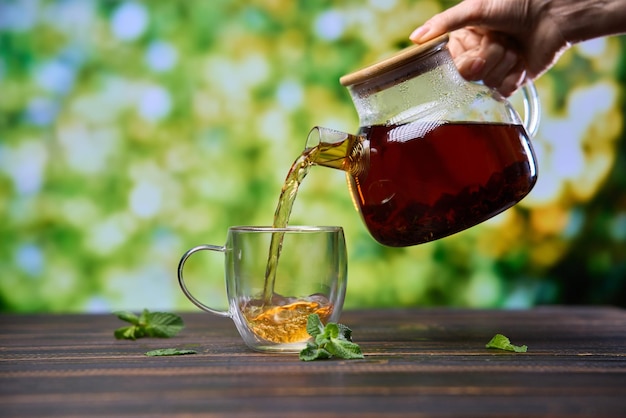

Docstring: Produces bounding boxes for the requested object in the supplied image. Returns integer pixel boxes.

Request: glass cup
[177,226,347,352]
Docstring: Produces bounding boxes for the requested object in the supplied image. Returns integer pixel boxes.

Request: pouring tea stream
[177,35,541,349]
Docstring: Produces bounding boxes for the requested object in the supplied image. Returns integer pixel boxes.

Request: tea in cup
[177,226,347,352]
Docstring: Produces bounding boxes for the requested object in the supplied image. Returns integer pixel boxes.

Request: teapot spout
[305,126,368,175]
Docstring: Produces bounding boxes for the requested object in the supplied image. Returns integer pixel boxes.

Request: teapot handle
[521,80,540,138]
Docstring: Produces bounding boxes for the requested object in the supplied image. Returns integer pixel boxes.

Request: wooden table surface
[1,307,626,418]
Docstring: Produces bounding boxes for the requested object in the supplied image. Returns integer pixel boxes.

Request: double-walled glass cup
[177,226,347,352]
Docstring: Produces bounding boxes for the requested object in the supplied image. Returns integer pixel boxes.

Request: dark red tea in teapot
[350,121,537,246]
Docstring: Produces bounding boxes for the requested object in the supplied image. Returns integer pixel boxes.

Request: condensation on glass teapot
[306,34,540,247]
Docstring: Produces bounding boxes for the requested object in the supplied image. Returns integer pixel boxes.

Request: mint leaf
[138,308,149,326]
[324,323,341,339]
[114,309,184,340]
[114,325,144,340]
[114,311,140,325]
[325,338,363,359]
[299,314,364,361]
[299,343,332,361]
[306,313,325,337]
[143,311,184,338]
[145,348,197,356]
[486,333,528,353]
[337,323,352,340]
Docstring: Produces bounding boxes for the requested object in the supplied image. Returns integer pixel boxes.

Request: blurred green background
[1,0,625,313]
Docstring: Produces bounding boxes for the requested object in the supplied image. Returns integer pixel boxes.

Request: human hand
[410,0,571,96]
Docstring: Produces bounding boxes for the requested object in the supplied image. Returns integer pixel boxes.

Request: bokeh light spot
[58,125,119,174]
[276,80,303,110]
[610,213,626,242]
[0,140,47,195]
[34,60,76,95]
[576,38,608,58]
[16,243,44,277]
[0,0,38,32]
[137,85,171,122]
[25,97,58,126]
[369,0,397,11]
[129,180,163,219]
[86,215,133,256]
[145,41,178,72]
[110,2,148,41]
[314,10,345,41]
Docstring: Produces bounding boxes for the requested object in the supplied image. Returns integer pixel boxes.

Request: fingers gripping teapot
[306,35,539,247]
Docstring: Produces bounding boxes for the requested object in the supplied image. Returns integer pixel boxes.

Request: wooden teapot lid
[339,34,449,87]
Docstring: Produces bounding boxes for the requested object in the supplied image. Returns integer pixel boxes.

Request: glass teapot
[305,35,540,247]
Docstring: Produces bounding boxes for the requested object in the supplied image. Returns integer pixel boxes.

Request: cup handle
[521,80,541,138]
[177,245,230,317]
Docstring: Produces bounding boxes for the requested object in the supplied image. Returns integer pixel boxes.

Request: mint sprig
[486,333,528,353]
[114,309,184,340]
[299,314,364,361]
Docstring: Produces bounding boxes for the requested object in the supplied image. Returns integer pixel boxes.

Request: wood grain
[1,307,625,417]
